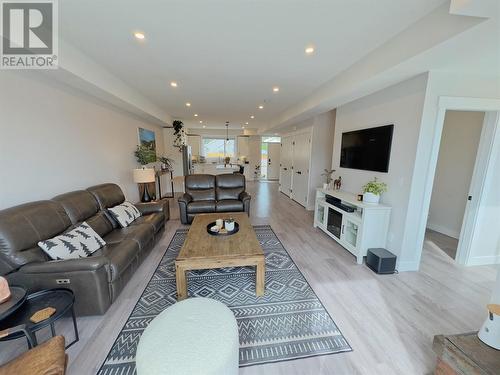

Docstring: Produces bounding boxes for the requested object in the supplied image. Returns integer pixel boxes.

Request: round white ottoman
[136,297,239,375]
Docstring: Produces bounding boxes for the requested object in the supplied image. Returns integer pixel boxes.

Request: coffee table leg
[176,263,188,301]
[256,258,265,297]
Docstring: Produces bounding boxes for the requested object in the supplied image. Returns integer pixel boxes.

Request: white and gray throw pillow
[38,222,106,260]
[108,201,141,228]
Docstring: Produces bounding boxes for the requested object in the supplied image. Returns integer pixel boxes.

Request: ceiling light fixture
[273,87,280,92]
[242,126,245,129]
[245,122,249,125]
[170,81,178,87]
[202,125,206,128]
[258,105,264,109]
[199,120,203,124]
[194,114,198,117]
[185,102,191,107]
[305,46,315,55]
[250,115,255,119]
[134,32,145,40]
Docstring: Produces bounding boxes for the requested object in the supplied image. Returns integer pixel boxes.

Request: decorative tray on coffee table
[206,222,240,236]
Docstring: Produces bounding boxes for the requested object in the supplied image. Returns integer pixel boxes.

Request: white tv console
[313,189,391,264]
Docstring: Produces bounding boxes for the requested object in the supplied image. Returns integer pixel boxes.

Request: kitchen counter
[193,164,240,175]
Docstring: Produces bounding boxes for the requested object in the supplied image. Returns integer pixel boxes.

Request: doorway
[260,136,281,181]
[425,110,484,260]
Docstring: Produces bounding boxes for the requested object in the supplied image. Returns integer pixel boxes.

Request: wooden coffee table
[175,213,265,300]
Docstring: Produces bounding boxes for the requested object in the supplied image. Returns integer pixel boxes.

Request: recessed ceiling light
[134,32,145,40]
[170,81,178,87]
[185,102,191,107]
[202,125,206,128]
[194,114,198,117]
[258,105,264,109]
[305,46,315,55]
[245,122,249,125]
[199,120,203,124]
[250,115,255,119]
[242,126,245,129]
[273,87,280,92]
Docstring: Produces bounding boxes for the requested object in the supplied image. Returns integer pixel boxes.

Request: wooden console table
[433,332,500,375]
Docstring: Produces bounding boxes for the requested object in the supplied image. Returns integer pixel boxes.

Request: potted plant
[321,169,336,189]
[158,156,175,171]
[135,145,157,166]
[362,177,388,204]
[172,120,187,150]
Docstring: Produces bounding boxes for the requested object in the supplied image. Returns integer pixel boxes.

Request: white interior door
[291,132,311,207]
[267,143,281,180]
[279,136,293,196]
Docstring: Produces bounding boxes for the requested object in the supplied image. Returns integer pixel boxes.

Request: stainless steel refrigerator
[182,145,193,175]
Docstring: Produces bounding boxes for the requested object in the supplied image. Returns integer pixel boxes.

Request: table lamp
[133,168,156,202]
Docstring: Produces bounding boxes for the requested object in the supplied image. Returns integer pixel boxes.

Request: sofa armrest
[135,200,169,216]
[178,193,192,225]
[178,193,193,205]
[239,192,251,215]
[239,192,251,202]
[18,256,109,274]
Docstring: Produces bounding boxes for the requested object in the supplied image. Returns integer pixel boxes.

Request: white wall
[467,112,500,265]
[427,110,484,238]
[331,74,428,263]
[308,110,336,209]
[401,71,500,270]
[0,72,164,209]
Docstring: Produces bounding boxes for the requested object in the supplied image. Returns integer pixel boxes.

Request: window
[262,136,281,143]
[202,138,235,159]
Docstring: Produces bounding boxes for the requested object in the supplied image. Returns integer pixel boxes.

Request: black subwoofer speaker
[366,248,397,274]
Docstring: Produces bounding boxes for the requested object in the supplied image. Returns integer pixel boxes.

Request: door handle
[342,225,345,234]
[283,167,288,171]
[296,171,302,174]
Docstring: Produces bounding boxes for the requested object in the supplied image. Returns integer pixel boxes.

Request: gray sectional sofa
[0,183,169,316]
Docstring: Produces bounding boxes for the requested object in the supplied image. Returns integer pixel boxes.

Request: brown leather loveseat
[178,173,251,224]
[0,183,169,316]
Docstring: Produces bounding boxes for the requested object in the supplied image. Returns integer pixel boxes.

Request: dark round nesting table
[0,286,27,321]
[0,288,79,349]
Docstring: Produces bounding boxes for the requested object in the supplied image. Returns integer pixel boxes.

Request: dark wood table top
[0,286,27,321]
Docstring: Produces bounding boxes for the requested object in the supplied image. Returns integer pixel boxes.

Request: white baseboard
[426,222,460,239]
[396,260,420,272]
[467,255,500,266]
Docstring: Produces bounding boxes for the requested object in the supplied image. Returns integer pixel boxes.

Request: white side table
[136,297,239,375]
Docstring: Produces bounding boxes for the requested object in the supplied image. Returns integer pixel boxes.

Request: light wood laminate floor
[1,182,496,374]
[425,229,459,260]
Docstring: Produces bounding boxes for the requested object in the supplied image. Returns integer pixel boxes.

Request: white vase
[363,192,380,204]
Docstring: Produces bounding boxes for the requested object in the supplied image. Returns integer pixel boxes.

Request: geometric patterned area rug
[98,226,351,373]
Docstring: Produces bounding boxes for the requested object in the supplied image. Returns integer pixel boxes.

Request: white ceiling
[59,0,448,130]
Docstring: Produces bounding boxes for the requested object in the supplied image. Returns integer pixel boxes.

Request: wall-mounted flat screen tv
[340,124,394,173]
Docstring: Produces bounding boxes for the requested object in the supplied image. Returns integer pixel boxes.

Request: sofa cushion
[52,191,100,224]
[185,175,216,201]
[131,212,165,233]
[38,222,106,260]
[86,211,114,238]
[87,184,125,209]
[108,201,141,228]
[103,224,154,251]
[187,201,216,214]
[215,200,244,212]
[96,240,140,282]
[0,201,71,275]
[216,174,245,200]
